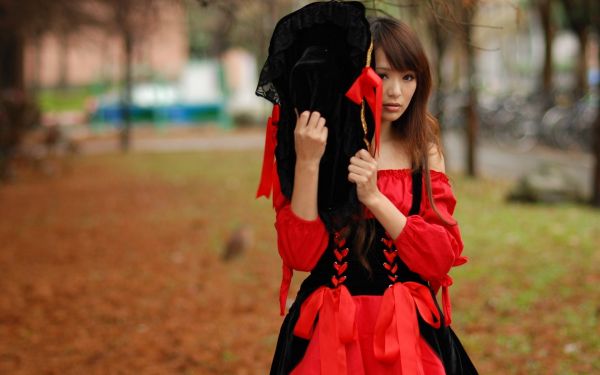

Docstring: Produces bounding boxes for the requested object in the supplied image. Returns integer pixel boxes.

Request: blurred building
[23,2,188,88]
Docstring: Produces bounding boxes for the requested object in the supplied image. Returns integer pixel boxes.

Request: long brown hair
[353,17,456,271]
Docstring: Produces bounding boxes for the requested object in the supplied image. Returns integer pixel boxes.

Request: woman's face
[375,48,417,125]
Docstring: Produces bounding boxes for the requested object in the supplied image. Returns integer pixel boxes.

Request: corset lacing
[372,232,442,374]
[293,231,356,375]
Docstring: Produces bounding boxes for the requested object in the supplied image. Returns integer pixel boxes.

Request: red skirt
[290,295,445,374]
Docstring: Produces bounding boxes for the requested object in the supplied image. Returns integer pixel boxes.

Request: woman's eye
[377,73,388,80]
[403,74,415,81]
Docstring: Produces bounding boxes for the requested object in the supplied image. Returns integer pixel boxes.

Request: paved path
[79,128,595,196]
[442,130,593,196]
[81,133,264,154]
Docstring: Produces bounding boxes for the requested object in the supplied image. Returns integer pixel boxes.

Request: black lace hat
[256,0,382,230]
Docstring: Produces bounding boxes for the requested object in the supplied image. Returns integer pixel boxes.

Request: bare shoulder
[427,142,445,173]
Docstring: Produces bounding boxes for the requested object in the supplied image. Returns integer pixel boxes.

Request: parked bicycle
[540,94,598,152]
[479,93,548,153]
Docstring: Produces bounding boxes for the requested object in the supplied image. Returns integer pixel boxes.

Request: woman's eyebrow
[376,66,392,71]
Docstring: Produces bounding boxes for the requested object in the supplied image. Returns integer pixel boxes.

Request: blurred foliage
[188,0,296,62]
[0,90,41,180]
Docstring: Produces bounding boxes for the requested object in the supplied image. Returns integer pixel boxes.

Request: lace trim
[255,1,371,104]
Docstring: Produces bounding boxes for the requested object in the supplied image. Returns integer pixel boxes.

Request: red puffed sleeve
[394,170,467,283]
[393,170,467,325]
[273,180,329,271]
[272,171,329,315]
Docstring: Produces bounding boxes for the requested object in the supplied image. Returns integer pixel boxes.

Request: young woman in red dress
[270,17,478,375]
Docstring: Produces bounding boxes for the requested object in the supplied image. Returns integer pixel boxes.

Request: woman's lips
[383,104,402,112]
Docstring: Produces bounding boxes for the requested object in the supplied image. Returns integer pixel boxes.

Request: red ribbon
[293,285,357,375]
[256,104,280,198]
[345,67,383,155]
[373,282,441,373]
[279,264,293,316]
[440,275,454,326]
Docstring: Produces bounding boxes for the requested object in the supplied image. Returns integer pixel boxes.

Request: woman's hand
[348,149,382,207]
[290,111,327,220]
[294,111,328,165]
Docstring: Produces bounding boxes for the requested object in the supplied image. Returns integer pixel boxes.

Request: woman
[270,17,477,374]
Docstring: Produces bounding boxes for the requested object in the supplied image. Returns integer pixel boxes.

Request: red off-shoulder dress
[271,168,472,375]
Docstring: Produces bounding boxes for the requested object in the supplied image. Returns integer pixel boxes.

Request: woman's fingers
[349,156,373,170]
[348,164,371,176]
[348,172,367,184]
[307,111,322,129]
[295,111,310,131]
[356,149,375,162]
[348,148,377,186]
[294,111,328,163]
[320,124,328,142]
[316,116,326,129]
[295,111,326,131]
[348,150,380,206]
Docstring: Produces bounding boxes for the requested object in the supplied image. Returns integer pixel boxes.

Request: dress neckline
[377,168,412,177]
[378,168,412,173]
[377,168,449,179]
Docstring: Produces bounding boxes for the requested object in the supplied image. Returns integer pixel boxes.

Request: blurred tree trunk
[559,0,592,95]
[574,29,589,94]
[458,1,479,178]
[0,30,25,91]
[103,0,165,152]
[0,0,136,181]
[416,1,452,168]
[58,32,70,89]
[0,28,25,181]
[537,0,554,93]
[464,27,478,178]
[120,28,134,152]
[593,103,600,206]
[113,2,132,153]
[209,6,235,56]
[429,12,450,127]
[31,31,43,93]
[424,0,479,177]
[560,0,600,206]
[592,7,600,207]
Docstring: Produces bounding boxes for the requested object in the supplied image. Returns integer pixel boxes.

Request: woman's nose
[386,78,402,98]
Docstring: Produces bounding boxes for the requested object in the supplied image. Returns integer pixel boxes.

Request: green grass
[37,85,110,112]
[82,150,600,374]
[38,87,93,112]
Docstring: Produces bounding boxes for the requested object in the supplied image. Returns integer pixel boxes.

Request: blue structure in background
[90,60,232,129]
[91,102,227,126]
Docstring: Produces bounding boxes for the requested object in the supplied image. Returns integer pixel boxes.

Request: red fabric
[276,168,467,372]
[256,105,280,198]
[373,282,440,373]
[391,170,466,282]
[290,296,446,375]
[345,67,383,155]
[389,169,467,326]
[436,274,455,326]
[293,285,357,375]
[273,173,329,315]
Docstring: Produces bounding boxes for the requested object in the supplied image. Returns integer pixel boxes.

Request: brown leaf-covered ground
[0,149,286,375]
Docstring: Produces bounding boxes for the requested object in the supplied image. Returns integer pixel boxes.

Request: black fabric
[410,169,423,215]
[270,169,478,374]
[256,1,375,233]
[256,1,369,105]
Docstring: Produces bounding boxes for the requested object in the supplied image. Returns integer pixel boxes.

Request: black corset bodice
[297,168,425,298]
[298,221,428,297]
